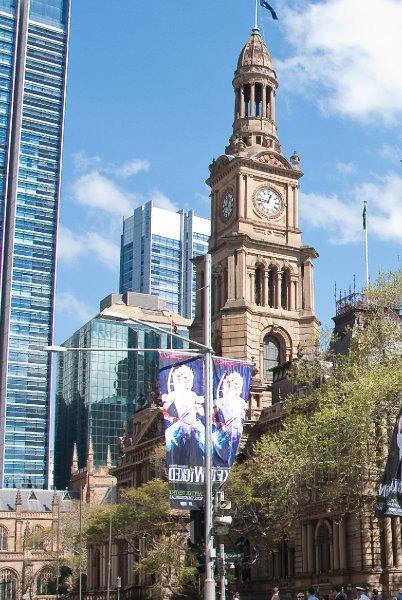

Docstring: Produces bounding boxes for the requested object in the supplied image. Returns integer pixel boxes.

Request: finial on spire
[255,0,259,29]
[106,445,112,470]
[71,443,78,475]
[87,437,94,472]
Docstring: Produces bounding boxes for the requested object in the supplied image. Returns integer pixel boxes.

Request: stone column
[301,524,307,573]
[333,522,340,571]
[240,86,244,118]
[384,518,394,568]
[250,83,255,117]
[392,517,402,567]
[228,255,235,301]
[275,269,281,309]
[236,250,246,300]
[293,185,299,229]
[303,260,313,310]
[339,519,347,569]
[237,172,244,219]
[262,85,267,118]
[249,270,255,303]
[270,88,276,121]
[235,88,239,119]
[361,514,372,570]
[220,273,226,308]
[307,521,314,573]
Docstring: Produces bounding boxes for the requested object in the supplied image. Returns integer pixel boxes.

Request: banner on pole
[159,352,253,510]
[376,406,402,517]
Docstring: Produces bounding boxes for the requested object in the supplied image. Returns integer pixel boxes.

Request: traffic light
[190,509,205,545]
[214,492,232,534]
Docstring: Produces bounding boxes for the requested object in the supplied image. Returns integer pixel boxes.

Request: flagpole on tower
[255,0,259,28]
[363,201,369,288]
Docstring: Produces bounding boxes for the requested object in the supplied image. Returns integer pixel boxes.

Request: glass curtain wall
[0,0,70,489]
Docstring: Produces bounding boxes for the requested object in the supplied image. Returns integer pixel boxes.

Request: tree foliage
[84,479,201,599]
[226,269,402,543]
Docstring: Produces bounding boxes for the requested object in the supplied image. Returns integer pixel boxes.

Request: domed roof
[237,27,272,70]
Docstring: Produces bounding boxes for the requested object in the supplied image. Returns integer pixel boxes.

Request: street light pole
[204,253,216,600]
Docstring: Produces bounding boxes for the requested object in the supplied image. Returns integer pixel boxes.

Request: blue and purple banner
[376,406,402,517]
[159,352,253,510]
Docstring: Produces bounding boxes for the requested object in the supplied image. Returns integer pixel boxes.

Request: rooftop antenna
[334,282,337,305]
[353,274,356,294]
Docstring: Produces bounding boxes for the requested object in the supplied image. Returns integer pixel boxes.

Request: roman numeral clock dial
[254,187,282,217]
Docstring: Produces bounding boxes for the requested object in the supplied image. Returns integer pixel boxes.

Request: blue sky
[55,0,402,343]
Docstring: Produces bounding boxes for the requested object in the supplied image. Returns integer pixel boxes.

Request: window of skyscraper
[30,0,66,27]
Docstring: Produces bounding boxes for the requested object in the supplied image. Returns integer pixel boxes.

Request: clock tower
[191,27,319,412]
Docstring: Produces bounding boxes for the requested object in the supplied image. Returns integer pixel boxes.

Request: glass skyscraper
[120,201,210,319]
[0,0,70,488]
[54,292,190,490]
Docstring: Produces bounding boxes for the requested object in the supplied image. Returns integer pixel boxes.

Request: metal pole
[79,490,83,600]
[364,200,369,287]
[204,253,216,600]
[219,544,226,600]
[106,485,113,600]
[255,0,258,28]
[56,496,60,599]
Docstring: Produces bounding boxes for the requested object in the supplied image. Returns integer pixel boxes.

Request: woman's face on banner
[223,372,243,396]
[173,366,194,392]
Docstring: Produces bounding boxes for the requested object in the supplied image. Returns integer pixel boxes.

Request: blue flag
[260,0,278,20]
[362,202,367,230]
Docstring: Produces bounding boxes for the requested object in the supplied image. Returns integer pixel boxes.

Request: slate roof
[0,489,80,512]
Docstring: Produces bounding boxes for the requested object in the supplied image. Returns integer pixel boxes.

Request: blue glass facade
[54,315,188,490]
[120,202,210,319]
[0,0,70,488]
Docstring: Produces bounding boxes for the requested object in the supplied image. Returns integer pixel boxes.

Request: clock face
[220,192,234,221]
[255,187,282,216]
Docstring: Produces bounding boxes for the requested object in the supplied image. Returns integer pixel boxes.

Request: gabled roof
[0,489,80,512]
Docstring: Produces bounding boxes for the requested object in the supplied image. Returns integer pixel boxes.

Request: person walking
[372,588,382,600]
[396,587,402,600]
[272,588,280,600]
[306,587,319,600]
[331,584,347,600]
[356,586,370,600]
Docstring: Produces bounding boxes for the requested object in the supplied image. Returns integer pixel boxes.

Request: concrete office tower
[0,0,71,488]
[120,201,210,319]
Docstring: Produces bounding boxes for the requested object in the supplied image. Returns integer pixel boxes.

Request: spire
[87,437,94,472]
[15,488,22,513]
[71,443,78,475]
[226,28,280,156]
[106,445,112,470]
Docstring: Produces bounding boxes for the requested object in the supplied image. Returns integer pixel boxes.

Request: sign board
[225,552,244,561]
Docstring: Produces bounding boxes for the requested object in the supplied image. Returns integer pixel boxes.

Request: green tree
[84,479,201,599]
[226,269,402,544]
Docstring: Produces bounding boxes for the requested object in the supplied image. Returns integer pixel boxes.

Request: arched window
[36,569,57,596]
[268,267,277,308]
[32,525,44,550]
[281,269,290,310]
[0,570,17,600]
[254,264,265,306]
[263,336,281,381]
[0,527,7,551]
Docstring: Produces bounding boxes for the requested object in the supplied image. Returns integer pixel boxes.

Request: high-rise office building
[0,0,71,488]
[54,292,191,490]
[120,201,210,319]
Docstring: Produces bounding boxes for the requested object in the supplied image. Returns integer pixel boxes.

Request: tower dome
[237,27,272,71]
[227,28,280,156]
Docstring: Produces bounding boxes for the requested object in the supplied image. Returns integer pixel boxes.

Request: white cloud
[72,151,150,179]
[278,0,402,123]
[149,189,178,212]
[72,171,135,217]
[336,161,356,175]
[58,226,120,270]
[56,292,94,324]
[72,150,101,172]
[300,172,402,244]
[111,159,150,178]
[378,144,402,164]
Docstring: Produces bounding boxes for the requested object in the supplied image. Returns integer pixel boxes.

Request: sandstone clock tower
[191,27,319,411]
